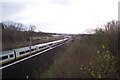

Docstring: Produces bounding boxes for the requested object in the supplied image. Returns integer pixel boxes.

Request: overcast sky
[1,0,119,34]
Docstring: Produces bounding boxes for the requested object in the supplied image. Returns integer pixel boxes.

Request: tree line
[1,21,60,51]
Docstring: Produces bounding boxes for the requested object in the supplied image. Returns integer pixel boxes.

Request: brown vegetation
[1,22,63,51]
[40,21,119,78]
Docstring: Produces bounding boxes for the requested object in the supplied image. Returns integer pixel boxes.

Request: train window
[49,44,53,46]
[9,54,13,58]
[2,55,8,60]
[25,50,30,53]
[39,47,42,49]
[31,49,34,51]
[19,51,25,55]
[41,46,44,48]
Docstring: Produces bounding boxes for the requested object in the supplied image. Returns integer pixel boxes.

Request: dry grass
[40,38,98,78]
[40,21,119,78]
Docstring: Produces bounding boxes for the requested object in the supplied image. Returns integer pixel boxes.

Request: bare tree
[29,25,36,32]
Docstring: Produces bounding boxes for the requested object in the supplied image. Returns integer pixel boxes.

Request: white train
[0,38,68,65]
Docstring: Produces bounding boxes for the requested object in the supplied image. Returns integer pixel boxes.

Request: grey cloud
[2,2,25,21]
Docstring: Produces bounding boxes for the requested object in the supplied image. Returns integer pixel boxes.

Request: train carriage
[30,46,37,54]
[36,42,50,52]
[13,47,30,59]
[52,39,64,46]
[0,50,15,65]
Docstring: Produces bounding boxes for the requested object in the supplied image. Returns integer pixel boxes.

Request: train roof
[35,42,49,47]
[31,46,37,48]
[0,50,14,56]
[52,39,63,43]
[35,39,64,47]
[13,46,30,52]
